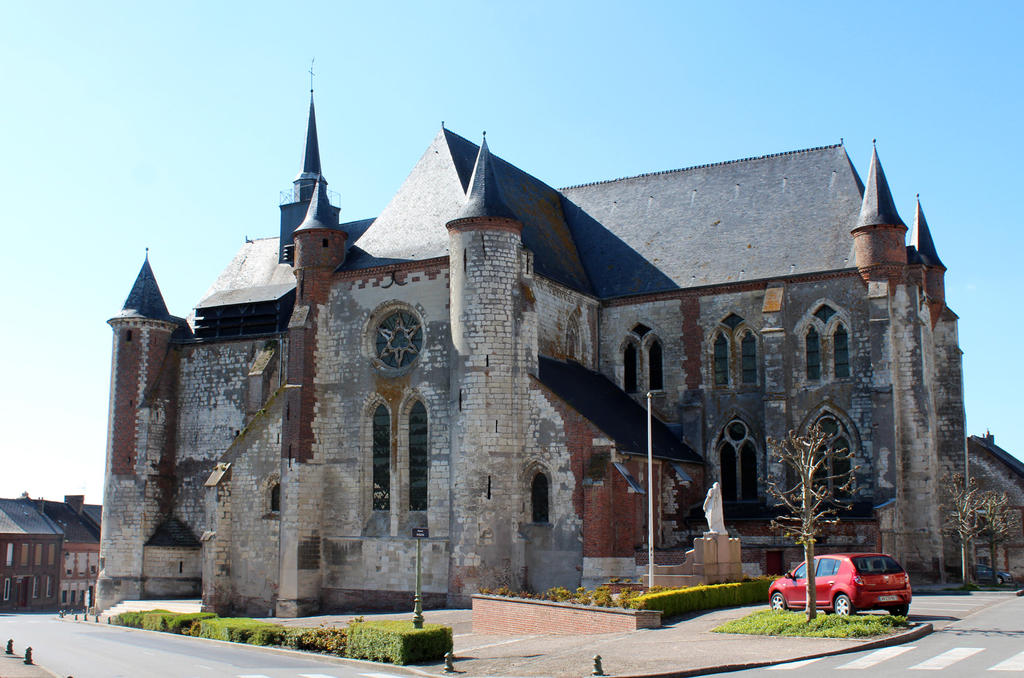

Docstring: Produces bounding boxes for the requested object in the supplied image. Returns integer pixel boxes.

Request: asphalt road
[721,592,1024,676]
[0,614,419,678]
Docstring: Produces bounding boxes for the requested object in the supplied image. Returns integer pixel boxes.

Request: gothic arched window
[714,333,729,386]
[270,483,280,513]
[717,419,759,502]
[372,405,391,511]
[531,472,549,523]
[408,402,428,511]
[649,340,664,391]
[834,325,850,378]
[624,344,638,393]
[815,414,854,498]
[741,331,757,384]
[805,327,821,380]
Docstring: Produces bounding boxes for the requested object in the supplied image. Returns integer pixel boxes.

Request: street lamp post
[412,527,427,628]
[646,391,654,589]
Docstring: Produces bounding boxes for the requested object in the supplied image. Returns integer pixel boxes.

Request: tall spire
[295,177,339,233]
[856,144,904,229]
[117,254,171,321]
[456,134,516,221]
[912,196,944,269]
[295,92,323,183]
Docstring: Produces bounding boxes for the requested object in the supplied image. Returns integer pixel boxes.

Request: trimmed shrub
[630,578,773,617]
[166,612,217,634]
[284,625,348,655]
[114,609,171,629]
[346,621,453,665]
[142,612,177,631]
[198,618,285,645]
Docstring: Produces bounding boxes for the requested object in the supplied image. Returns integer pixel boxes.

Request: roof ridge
[560,143,844,191]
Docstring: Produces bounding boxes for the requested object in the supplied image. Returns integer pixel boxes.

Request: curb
[612,623,933,678]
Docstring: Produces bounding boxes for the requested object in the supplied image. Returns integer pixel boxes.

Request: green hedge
[346,621,452,665]
[166,612,217,634]
[114,609,171,629]
[631,579,773,617]
[197,618,286,646]
[284,626,348,655]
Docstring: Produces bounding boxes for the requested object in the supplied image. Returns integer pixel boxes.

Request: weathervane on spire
[309,58,316,93]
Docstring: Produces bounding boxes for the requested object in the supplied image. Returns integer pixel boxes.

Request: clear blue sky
[1,1,1021,503]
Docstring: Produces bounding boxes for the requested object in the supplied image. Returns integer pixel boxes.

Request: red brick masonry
[471,595,662,634]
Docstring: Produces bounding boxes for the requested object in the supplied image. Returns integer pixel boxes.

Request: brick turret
[97,254,180,611]
[851,145,907,285]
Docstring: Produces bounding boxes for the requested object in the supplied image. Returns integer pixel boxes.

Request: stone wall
[471,595,661,634]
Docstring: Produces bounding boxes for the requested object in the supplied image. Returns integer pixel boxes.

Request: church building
[97,94,966,616]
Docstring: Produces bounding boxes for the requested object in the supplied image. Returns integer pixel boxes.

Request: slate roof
[455,136,516,221]
[199,238,296,305]
[145,517,200,548]
[537,356,700,462]
[855,146,904,229]
[296,93,322,183]
[911,198,944,269]
[82,504,102,527]
[346,129,593,293]
[40,501,99,544]
[295,177,340,233]
[561,145,866,297]
[197,282,296,308]
[117,256,172,321]
[0,498,63,536]
[970,435,1024,480]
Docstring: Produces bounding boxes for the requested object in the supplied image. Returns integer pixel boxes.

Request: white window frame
[5,543,12,566]
[2,578,9,601]
[32,576,39,598]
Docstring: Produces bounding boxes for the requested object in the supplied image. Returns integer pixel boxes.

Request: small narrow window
[408,402,428,511]
[805,327,821,380]
[372,405,391,511]
[814,304,836,323]
[722,313,744,329]
[649,340,663,390]
[125,330,132,342]
[714,333,729,386]
[632,323,651,337]
[531,473,549,523]
[270,483,281,512]
[624,344,638,393]
[741,332,757,383]
[178,560,183,574]
[322,238,329,248]
[834,325,850,378]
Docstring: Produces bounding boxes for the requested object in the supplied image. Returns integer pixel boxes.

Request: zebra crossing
[766,646,1024,672]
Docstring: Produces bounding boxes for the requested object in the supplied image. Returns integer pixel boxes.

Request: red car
[768,553,912,616]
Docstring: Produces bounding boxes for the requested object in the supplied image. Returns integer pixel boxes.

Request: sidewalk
[0,649,57,678]
[265,604,931,678]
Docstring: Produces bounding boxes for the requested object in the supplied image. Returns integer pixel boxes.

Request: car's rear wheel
[833,593,855,616]
[770,591,788,611]
[997,574,1007,585]
[887,604,909,617]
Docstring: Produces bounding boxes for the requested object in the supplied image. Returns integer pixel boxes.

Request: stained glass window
[714,333,729,386]
[531,473,549,523]
[375,311,423,368]
[741,332,757,383]
[649,340,663,391]
[806,327,821,380]
[409,402,428,511]
[834,325,850,378]
[372,405,390,510]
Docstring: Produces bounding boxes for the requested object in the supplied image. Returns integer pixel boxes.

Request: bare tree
[977,490,1020,580]
[766,424,856,621]
[941,473,983,584]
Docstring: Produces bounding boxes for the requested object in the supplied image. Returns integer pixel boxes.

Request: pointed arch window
[649,340,663,391]
[531,472,549,523]
[408,402,428,511]
[813,414,855,498]
[805,327,821,380]
[834,325,850,378]
[566,316,581,363]
[714,333,729,386]
[741,332,757,384]
[717,419,759,502]
[624,344,638,393]
[270,483,280,513]
[372,405,391,511]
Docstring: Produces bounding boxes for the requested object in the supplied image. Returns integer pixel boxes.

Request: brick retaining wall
[471,595,661,634]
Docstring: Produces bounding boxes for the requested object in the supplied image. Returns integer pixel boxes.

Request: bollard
[73,614,78,621]
[5,639,13,654]
[24,646,33,665]
[94,614,100,623]
[443,650,455,673]
[592,654,604,676]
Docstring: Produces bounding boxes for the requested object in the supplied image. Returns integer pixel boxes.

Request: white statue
[703,482,727,535]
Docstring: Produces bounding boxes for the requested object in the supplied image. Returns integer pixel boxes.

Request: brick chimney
[64,495,85,514]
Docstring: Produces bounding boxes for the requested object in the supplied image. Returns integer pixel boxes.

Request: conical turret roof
[294,93,323,183]
[294,177,339,233]
[855,145,905,229]
[455,135,516,221]
[912,197,944,269]
[117,254,172,321]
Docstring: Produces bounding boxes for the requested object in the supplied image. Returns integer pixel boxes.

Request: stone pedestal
[646,532,743,588]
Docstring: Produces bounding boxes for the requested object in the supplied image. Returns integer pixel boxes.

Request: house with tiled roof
[98,93,966,616]
[40,496,101,609]
[0,497,63,611]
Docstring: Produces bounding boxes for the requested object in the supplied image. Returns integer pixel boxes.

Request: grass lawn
[712,610,911,638]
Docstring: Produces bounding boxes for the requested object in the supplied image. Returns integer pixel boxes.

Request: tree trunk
[804,539,817,621]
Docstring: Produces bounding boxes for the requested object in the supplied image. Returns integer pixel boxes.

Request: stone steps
[103,599,202,617]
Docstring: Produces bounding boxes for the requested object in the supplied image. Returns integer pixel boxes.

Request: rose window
[375,310,423,368]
